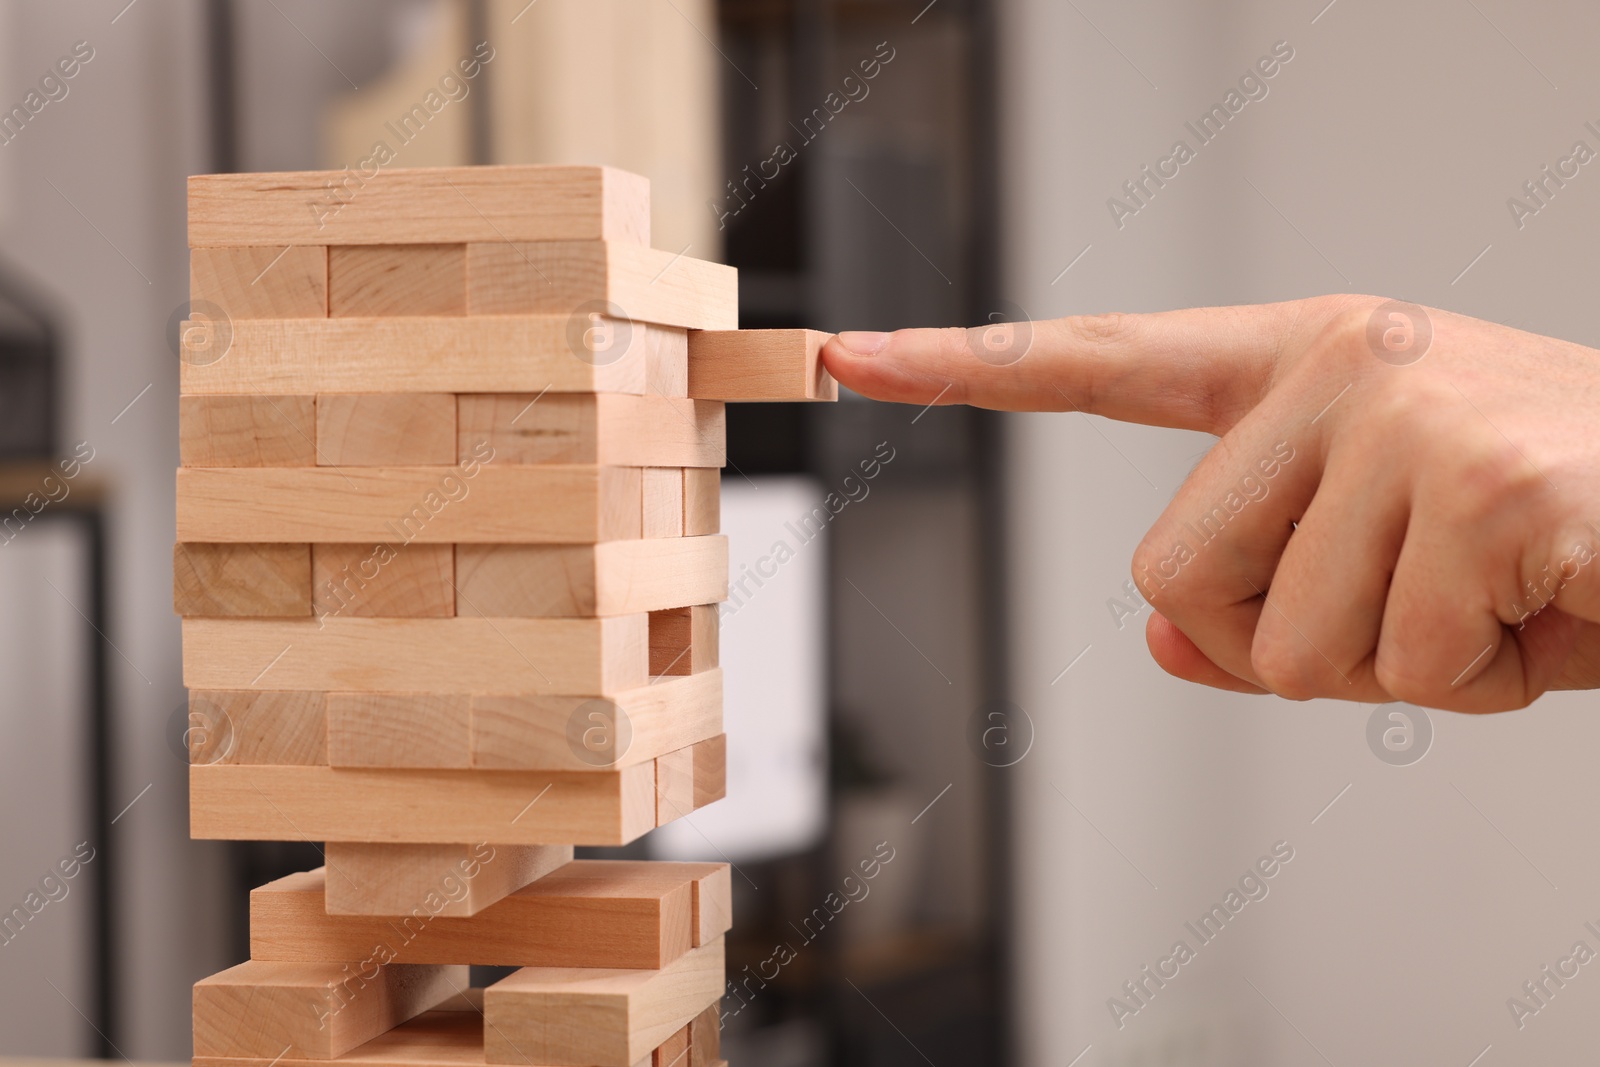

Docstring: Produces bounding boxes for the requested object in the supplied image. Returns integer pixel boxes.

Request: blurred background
[1,0,1599,1064]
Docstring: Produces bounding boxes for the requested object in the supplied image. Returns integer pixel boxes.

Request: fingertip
[1146,611,1269,695]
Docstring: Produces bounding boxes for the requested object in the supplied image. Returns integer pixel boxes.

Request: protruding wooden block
[191,763,660,845]
[682,469,719,536]
[470,670,723,772]
[643,469,684,539]
[323,843,573,918]
[687,329,837,401]
[466,242,737,331]
[181,614,649,695]
[179,395,316,467]
[328,245,466,318]
[176,466,643,544]
[690,865,731,949]
[188,166,651,247]
[454,538,727,618]
[481,937,725,1067]
[456,395,723,468]
[655,747,695,827]
[251,861,724,970]
[688,1004,720,1067]
[327,693,471,769]
[174,542,311,617]
[192,959,463,1059]
[649,605,718,677]
[654,1026,690,1067]
[181,317,659,397]
[190,246,327,319]
[187,690,327,766]
[691,734,727,813]
[315,394,457,466]
[313,543,455,618]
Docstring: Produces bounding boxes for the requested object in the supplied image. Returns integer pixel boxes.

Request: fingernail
[835,331,892,356]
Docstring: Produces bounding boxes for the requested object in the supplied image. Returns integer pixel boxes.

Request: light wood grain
[180,316,660,397]
[176,466,643,544]
[188,165,650,247]
[642,468,684,539]
[190,762,658,845]
[251,861,716,970]
[653,1026,689,1067]
[687,329,837,401]
[316,395,457,466]
[647,327,689,398]
[190,246,328,319]
[689,864,731,949]
[691,734,726,812]
[182,615,649,695]
[481,937,724,1066]
[192,959,464,1059]
[329,246,466,318]
[466,242,737,331]
[654,747,694,828]
[174,543,312,617]
[682,469,719,536]
[453,538,727,618]
[188,690,327,766]
[180,395,316,467]
[688,1004,720,1067]
[648,606,717,677]
[323,843,572,918]
[328,693,472,768]
[470,671,722,772]
[455,395,723,467]
[313,543,455,618]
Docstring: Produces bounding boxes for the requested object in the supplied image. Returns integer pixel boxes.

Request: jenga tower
[175,165,834,1067]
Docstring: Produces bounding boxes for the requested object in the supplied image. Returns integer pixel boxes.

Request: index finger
[820,298,1344,435]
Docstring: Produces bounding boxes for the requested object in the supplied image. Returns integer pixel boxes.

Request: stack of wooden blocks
[175,164,835,1067]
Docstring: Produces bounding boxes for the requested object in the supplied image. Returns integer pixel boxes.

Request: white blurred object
[649,476,828,863]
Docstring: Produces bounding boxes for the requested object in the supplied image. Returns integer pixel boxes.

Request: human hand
[820,296,1600,712]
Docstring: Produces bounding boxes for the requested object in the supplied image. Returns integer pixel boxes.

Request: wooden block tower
[176,164,836,1067]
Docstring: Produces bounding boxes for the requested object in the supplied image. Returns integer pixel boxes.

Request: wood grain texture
[190,246,327,319]
[690,864,732,949]
[455,395,723,468]
[682,469,719,536]
[648,606,717,677]
[654,747,694,828]
[180,317,659,397]
[188,165,650,247]
[453,538,727,618]
[174,542,311,617]
[187,689,327,766]
[329,246,466,318]
[481,937,725,1066]
[181,615,649,695]
[191,762,658,846]
[653,1026,689,1067]
[323,843,573,918]
[687,329,837,401]
[176,466,643,544]
[647,327,689,398]
[688,1004,720,1067]
[316,395,457,466]
[466,242,737,331]
[470,669,723,772]
[179,395,316,467]
[327,693,472,768]
[313,543,455,619]
[192,959,464,1059]
[690,734,726,811]
[642,469,684,539]
[252,862,715,970]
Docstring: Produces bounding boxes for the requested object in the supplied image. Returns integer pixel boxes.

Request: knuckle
[1065,312,1139,351]
[1250,637,1323,702]
[1372,657,1440,708]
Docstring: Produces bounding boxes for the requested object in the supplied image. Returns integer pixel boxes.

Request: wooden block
[470,669,723,772]
[691,734,726,811]
[647,327,689,398]
[181,615,648,695]
[642,469,684,539]
[329,245,466,318]
[180,317,661,397]
[179,395,316,467]
[687,329,837,401]
[174,542,311,617]
[316,394,458,466]
[690,865,732,948]
[176,466,643,544]
[313,543,455,618]
[192,763,659,846]
[188,166,650,247]
[481,937,725,1067]
[190,246,327,319]
[682,469,719,536]
[252,861,717,970]
[454,538,727,618]
[655,747,694,828]
[192,959,464,1059]
[654,1026,690,1067]
[648,606,718,677]
[688,1004,720,1067]
[187,690,327,766]
[455,395,723,468]
[328,693,471,769]
[466,242,737,331]
[323,843,573,918]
